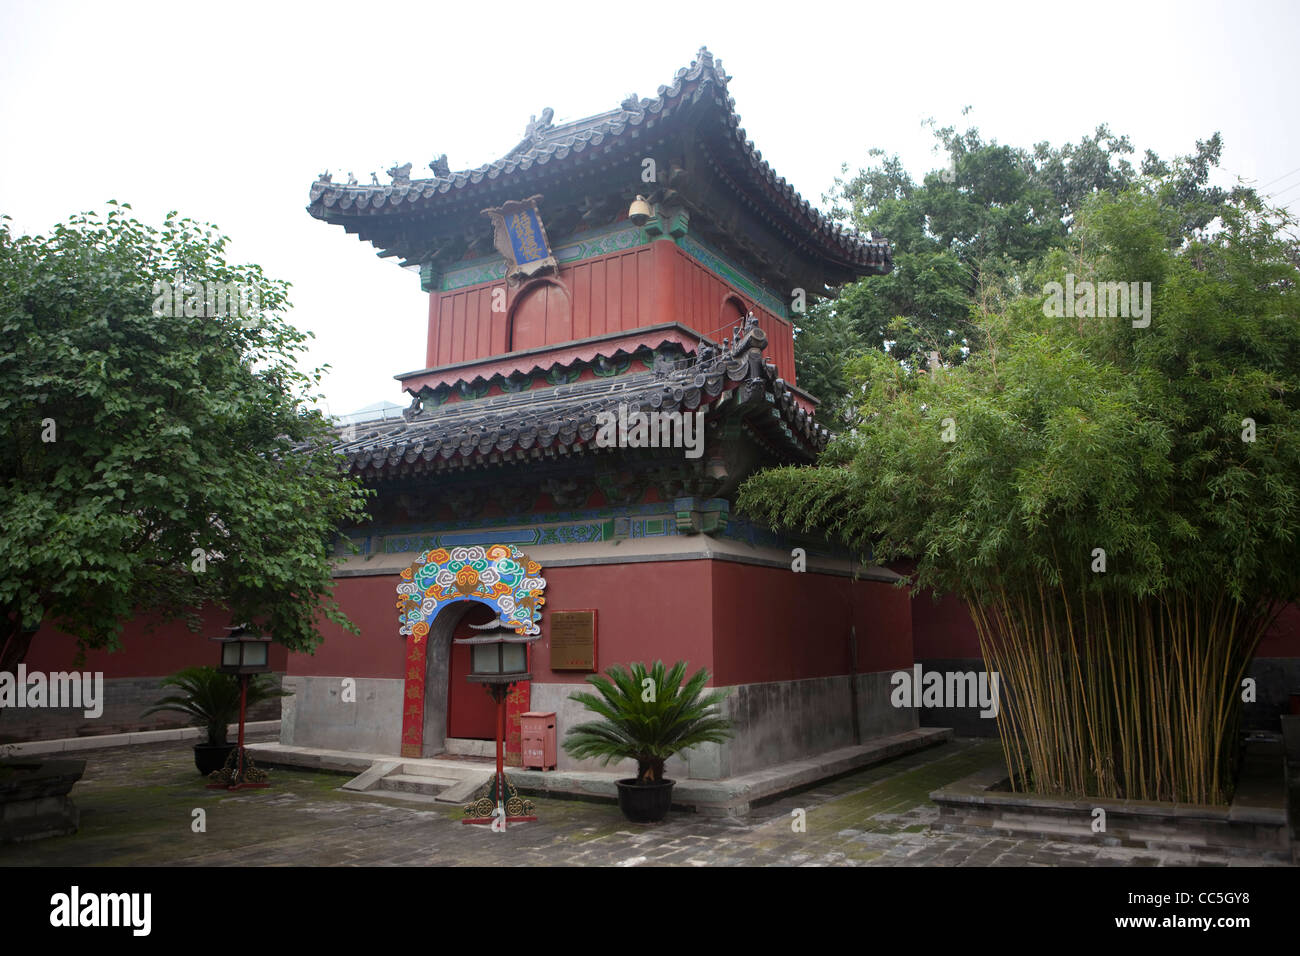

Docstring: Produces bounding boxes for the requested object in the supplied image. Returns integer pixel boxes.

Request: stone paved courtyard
[1,735,1292,867]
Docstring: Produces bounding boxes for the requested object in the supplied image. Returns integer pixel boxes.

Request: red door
[510,282,570,351]
[447,605,498,739]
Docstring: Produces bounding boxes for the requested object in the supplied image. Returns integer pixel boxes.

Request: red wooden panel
[511,285,547,351]
[637,249,653,329]
[490,283,508,354]
[621,252,638,332]
[785,322,796,385]
[722,295,746,330]
[464,289,480,359]
[672,254,687,326]
[479,287,494,360]
[437,294,453,366]
[572,262,590,340]
[691,262,704,332]
[422,243,796,371]
[546,283,572,343]
[431,295,447,369]
[606,255,623,331]
[450,293,466,363]
[589,260,607,337]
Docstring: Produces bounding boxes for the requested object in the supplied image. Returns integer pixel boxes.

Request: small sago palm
[143,666,290,746]
[564,660,732,783]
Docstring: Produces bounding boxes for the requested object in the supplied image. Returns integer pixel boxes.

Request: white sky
[2,0,1297,416]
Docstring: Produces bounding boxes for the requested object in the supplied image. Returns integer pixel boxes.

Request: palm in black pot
[564,660,732,822]
[144,666,291,775]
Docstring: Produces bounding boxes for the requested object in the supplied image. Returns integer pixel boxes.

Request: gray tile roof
[329,317,826,477]
[308,48,890,275]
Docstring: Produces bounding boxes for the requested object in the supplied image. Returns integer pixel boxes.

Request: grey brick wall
[0,673,285,744]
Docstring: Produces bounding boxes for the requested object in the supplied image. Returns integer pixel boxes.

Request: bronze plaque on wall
[549,610,597,671]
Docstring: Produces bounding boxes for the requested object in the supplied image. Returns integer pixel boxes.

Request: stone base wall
[0,674,284,744]
[278,670,917,779]
[912,658,1001,737]
[278,676,404,755]
[914,657,1300,737]
[1245,658,1300,732]
[528,670,916,780]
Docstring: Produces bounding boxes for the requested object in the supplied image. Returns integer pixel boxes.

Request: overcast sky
[2,0,1297,417]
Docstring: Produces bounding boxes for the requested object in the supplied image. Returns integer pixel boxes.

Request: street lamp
[457,616,539,828]
[207,624,272,791]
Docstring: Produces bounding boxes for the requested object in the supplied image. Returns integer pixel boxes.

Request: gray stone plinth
[0,759,85,843]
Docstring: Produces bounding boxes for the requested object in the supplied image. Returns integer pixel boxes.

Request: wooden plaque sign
[549,610,597,671]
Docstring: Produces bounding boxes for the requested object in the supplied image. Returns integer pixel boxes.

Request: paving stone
[0,734,1290,868]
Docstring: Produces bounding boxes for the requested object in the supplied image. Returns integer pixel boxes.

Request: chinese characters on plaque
[549,610,597,671]
[481,194,558,283]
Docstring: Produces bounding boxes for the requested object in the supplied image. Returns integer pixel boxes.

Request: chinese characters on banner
[505,677,530,768]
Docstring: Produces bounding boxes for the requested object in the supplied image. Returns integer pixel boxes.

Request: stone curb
[250,726,952,816]
[2,721,280,756]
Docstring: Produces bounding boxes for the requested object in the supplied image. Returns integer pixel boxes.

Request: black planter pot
[194,743,237,776]
[615,778,675,823]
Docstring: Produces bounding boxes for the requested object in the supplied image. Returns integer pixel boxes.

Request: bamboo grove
[738,186,1300,807]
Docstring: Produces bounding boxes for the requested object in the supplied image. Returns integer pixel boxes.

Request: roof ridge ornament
[387,162,412,185]
[528,107,555,138]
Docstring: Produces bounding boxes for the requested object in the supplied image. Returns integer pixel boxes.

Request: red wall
[710,562,913,686]
[23,607,289,677]
[1258,603,1300,657]
[424,240,797,383]
[529,561,713,681]
[289,574,409,679]
[289,561,908,690]
[667,244,796,384]
[911,591,982,659]
[286,562,714,682]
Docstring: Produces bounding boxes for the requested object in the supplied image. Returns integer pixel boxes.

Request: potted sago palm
[563,660,732,822]
[144,666,291,775]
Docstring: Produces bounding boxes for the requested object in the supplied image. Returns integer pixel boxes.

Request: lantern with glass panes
[207,625,273,790]
[455,616,540,827]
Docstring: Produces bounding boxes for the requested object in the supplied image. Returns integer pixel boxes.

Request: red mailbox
[521,711,557,771]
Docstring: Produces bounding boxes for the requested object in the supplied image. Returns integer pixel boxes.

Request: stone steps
[379,773,462,795]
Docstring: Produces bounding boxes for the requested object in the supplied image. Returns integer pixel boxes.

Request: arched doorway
[395,544,547,757]
[407,598,497,756]
[718,294,748,330]
[446,601,499,742]
[509,279,571,351]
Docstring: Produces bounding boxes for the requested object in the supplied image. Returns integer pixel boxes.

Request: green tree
[743,186,1300,804]
[796,123,1253,420]
[0,204,369,671]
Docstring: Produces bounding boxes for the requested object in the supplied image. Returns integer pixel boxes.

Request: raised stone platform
[930,735,1293,861]
[4,721,280,756]
[249,726,951,816]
